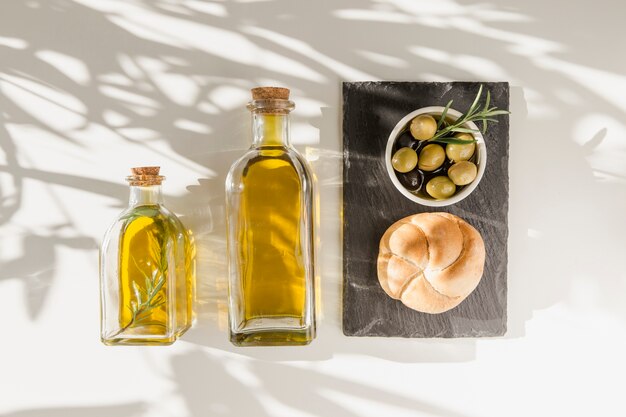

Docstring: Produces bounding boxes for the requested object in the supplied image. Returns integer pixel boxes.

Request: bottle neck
[129,185,163,207]
[252,112,290,147]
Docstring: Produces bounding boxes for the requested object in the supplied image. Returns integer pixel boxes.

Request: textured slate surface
[342,81,509,338]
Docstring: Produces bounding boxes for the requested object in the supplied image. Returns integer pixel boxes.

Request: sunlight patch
[0,36,28,49]
[573,114,626,182]
[36,50,91,85]
[99,85,159,108]
[0,74,86,131]
[209,85,249,111]
[108,15,188,49]
[182,0,228,16]
[151,73,199,106]
[356,50,409,68]
[102,110,131,128]
[174,119,212,134]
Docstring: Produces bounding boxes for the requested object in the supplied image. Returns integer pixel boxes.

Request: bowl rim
[385,106,487,207]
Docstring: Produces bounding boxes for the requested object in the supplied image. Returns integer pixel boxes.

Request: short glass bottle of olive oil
[226,87,315,346]
[100,167,195,345]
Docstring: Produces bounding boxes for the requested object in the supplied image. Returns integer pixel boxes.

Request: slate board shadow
[342,81,509,338]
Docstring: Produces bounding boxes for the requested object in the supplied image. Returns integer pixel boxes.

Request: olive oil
[100,167,194,346]
[239,152,306,320]
[226,87,315,346]
[118,210,172,343]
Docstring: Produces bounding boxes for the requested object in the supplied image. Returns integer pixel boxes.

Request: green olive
[448,161,478,186]
[391,147,418,173]
[409,114,437,140]
[445,132,476,162]
[418,144,445,171]
[426,176,456,199]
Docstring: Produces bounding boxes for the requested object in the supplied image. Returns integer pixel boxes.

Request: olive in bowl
[418,144,446,172]
[448,161,478,186]
[384,106,486,207]
[409,114,437,140]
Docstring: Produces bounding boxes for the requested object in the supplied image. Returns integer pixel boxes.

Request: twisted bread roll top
[377,212,485,314]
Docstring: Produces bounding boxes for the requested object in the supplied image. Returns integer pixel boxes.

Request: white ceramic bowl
[385,106,486,207]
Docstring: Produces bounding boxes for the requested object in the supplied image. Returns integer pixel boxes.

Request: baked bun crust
[377,212,485,314]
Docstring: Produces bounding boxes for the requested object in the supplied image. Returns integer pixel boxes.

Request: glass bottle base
[230,328,314,347]
[101,323,187,346]
[101,336,176,346]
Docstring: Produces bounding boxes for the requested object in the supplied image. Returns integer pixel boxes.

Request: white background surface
[1,1,625,416]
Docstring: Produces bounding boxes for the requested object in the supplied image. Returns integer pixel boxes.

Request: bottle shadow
[167,348,474,417]
[0,231,97,319]
[0,403,146,417]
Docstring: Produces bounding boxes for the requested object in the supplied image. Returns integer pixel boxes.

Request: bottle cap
[127,166,165,186]
[248,87,294,114]
[251,87,290,100]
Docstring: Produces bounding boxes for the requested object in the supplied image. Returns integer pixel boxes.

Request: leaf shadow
[1,0,625,413]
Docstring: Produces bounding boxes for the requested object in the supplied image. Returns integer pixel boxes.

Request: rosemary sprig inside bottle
[117,235,169,334]
[428,85,510,145]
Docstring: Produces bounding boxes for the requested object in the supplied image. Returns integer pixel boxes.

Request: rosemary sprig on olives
[430,84,510,143]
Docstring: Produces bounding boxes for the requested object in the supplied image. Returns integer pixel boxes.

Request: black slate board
[342,81,509,338]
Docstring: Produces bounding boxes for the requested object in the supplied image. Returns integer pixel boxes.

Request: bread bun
[377,212,485,314]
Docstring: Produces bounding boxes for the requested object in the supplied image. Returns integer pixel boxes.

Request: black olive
[396,169,423,192]
[395,131,419,152]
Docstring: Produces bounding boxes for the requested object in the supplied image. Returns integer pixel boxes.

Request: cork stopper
[248,86,294,114]
[251,87,290,100]
[131,167,160,176]
[126,166,165,186]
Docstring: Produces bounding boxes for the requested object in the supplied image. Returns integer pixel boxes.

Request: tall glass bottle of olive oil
[100,167,195,345]
[226,87,315,346]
